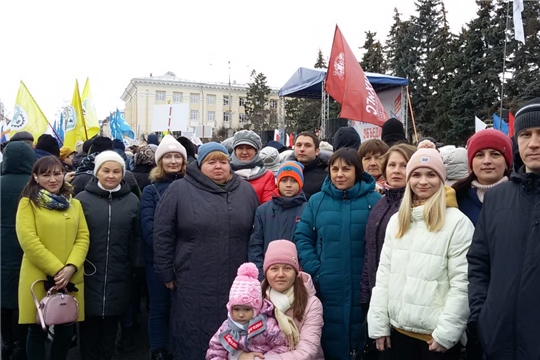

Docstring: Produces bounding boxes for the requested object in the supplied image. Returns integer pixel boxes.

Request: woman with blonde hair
[140,135,187,360]
[368,148,474,359]
[16,156,89,360]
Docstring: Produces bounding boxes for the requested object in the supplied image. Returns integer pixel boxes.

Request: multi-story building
[120,71,281,136]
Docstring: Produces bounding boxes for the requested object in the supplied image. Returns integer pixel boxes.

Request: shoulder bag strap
[30,279,47,331]
[152,184,162,201]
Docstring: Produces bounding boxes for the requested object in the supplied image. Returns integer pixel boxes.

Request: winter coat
[153,162,259,360]
[140,173,183,263]
[360,186,405,305]
[248,190,307,279]
[72,169,140,198]
[293,156,328,200]
[72,152,86,169]
[34,148,54,159]
[457,188,482,226]
[295,175,381,359]
[440,146,468,185]
[468,170,540,360]
[263,272,325,360]
[244,169,275,204]
[16,197,90,323]
[206,300,288,359]
[1,142,36,309]
[368,193,474,350]
[132,164,153,190]
[76,178,142,317]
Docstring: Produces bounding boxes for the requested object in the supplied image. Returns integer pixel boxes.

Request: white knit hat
[155,135,187,163]
[93,151,126,176]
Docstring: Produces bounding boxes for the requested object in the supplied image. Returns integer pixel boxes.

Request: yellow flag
[10,81,49,141]
[64,80,86,149]
[81,78,100,138]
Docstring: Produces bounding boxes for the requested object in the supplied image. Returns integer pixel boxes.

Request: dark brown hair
[328,147,364,182]
[262,276,309,322]
[20,156,73,207]
[295,132,320,150]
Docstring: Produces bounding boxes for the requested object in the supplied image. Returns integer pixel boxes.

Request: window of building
[223,96,230,106]
[223,112,230,122]
[156,91,165,102]
[239,97,246,107]
[190,94,199,104]
[270,99,277,109]
[190,110,199,121]
[207,111,215,122]
[207,95,216,105]
[239,113,247,123]
[173,92,182,103]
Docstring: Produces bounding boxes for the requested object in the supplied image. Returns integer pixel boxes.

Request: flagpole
[406,86,419,143]
[48,122,63,146]
[499,0,511,120]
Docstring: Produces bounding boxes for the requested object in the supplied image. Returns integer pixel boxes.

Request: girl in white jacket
[368,148,474,359]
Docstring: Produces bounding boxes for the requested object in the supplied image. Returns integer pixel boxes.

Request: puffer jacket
[368,198,474,350]
[263,272,325,360]
[76,178,142,316]
[295,174,381,359]
[468,169,540,359]
[248,189,307,279]
[206,300,288,359]
[243,169,275,204]
[360,186,405,305]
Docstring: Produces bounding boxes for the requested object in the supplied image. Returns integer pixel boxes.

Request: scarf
[471,176,509,203]
[268,287,300,350]
[97,182,122,192]
[218,314,268,355]
[76,153,98,174]
[34,189,71,210]
[412,195,427,208]
[234,166,267,181]
[230,151,263,171]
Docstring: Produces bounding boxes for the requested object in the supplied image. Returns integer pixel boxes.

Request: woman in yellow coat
[16,156,89,360]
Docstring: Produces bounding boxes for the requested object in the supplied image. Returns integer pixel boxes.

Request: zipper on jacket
[102,193,113,318]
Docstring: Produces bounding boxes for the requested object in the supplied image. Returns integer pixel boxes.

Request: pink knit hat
[227,263,263,316]
[263,240,300,275]
[406,148,446,181]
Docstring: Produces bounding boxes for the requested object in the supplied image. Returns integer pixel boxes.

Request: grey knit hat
[514,97,540,136]
[232,130,262,151]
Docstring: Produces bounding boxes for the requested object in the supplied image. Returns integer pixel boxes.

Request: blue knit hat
[197,142,229,166]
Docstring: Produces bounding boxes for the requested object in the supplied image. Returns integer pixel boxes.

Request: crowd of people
[0,97,539,360]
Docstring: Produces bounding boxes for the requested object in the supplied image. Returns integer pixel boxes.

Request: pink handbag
[30,279,79,331]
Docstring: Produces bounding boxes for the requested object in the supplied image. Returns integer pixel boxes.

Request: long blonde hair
[396,180,446,238]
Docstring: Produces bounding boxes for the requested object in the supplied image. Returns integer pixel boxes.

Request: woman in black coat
[153,142,259,360]
[75,151,142,360]
[132,145,156,190]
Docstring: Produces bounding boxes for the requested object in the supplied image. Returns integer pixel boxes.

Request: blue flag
[57,113,65,144]
[109,109,134,140]
[493,114,509,135]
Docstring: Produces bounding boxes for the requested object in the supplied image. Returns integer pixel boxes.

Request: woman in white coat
[368,148,474,360]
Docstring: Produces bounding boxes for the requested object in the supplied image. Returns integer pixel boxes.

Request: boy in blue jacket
[248,161,307,280]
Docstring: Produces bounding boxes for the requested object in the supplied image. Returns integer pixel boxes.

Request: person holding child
[206,263,288,359]
[248,161,307,279]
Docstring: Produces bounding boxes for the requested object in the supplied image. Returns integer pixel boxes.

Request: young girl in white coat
[368,148,474,360]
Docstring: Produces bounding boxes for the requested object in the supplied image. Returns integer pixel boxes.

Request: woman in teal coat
[295,148,381,360]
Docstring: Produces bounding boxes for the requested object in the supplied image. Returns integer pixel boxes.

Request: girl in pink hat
[368,148,474,359]
[206,263,288,359]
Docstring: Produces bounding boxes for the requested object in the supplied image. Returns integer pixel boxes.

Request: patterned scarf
[76,153,97,174]
[218,314,268,355]
[268,287,300,350]
[34,189,71,210]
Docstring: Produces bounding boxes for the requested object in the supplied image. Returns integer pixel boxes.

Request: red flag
[325,25,388,126]
[508,112,515,138]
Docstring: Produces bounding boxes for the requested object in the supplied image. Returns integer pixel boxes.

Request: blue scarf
[218,314,268,354]
[34,189,71,210]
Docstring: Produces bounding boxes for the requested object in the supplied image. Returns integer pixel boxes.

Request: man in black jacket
[290,132,327,199]
[467,97,540,360]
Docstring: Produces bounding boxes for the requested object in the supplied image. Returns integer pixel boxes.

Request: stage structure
[279,67,409,142]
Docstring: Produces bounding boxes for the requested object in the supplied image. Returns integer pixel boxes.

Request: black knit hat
[515,97,540,136]
[381,118,407,147]
[35,134,60,157]
[176,136,196,158]
[89,136,113,155]
[82,139,94,154]
[112,139,125,151]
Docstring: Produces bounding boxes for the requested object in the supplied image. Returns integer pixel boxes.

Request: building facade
[120,71,281,137]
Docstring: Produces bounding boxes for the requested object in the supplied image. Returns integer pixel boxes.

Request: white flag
[475,116,487,133]
[513,0,525,44]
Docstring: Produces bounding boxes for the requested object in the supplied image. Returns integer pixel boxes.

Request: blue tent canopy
[278,67,408,99]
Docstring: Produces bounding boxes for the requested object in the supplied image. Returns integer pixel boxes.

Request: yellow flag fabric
[10,81,49,141]
[81,78,100,138]
[64,80,87,149]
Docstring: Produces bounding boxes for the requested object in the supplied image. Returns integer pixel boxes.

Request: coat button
[64,213,69,217]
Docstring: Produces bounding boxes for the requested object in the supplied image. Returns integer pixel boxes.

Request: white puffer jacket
[367,206,474,349]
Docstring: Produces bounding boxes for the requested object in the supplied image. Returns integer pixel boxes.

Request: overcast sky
[0,0,479,123]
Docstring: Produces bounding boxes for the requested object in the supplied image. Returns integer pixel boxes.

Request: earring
[34,177,39,182]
